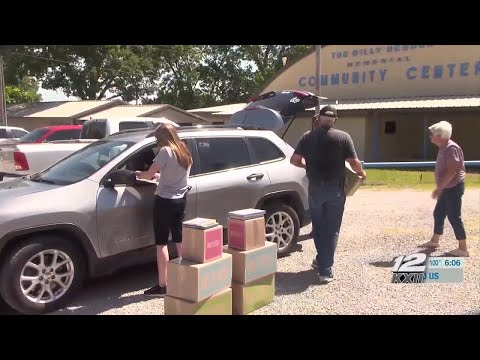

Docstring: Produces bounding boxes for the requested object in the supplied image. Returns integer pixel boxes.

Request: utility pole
[0,56,7,127]
[315,45,321,114]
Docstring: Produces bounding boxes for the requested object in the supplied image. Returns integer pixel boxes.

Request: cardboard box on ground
[225,209,277,315]
[165,218,232,315]
[165,288,232,315]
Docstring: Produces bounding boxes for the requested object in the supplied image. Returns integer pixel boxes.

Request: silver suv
[0,125,310,314]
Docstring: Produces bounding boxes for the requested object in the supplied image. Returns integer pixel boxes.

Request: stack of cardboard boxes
[224,209,277,315]
[164,218,233,315]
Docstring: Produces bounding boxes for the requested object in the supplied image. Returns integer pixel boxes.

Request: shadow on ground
[54,263,159,315]
[275,269,320,295]
[0,296,19,315]
[298,233,312,243]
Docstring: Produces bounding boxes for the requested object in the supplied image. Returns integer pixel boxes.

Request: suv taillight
[13,151,29,171]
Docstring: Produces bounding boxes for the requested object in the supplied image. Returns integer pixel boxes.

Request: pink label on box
[205,228,222,261]
[228,220,245,249]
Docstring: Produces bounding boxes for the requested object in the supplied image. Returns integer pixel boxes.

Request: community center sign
[262,45,480,100]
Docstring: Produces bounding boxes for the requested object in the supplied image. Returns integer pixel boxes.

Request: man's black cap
[319,105,338,118]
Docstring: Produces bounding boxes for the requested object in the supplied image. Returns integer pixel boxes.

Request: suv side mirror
[104,169,136,187]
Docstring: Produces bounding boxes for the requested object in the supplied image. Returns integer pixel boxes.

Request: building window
[384,121,396,135]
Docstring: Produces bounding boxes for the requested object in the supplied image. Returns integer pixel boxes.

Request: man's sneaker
[144,285,167,297]
[311,258,318,270]
[318,275,334,284]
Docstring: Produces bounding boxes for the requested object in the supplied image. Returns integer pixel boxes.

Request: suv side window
[46,129,81,141]
[0,129,7,138]
[248,137,285,163]
[195,137,250,174]
[117,139,197,175]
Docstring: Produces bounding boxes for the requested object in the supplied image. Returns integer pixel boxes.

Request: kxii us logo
[391,253,438,284]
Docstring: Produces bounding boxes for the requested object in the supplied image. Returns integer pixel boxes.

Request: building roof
[81,104,209,122]
[79,104,168,119]
[188,96,480,117]
[7,99,127,118]
[305,96,480,111]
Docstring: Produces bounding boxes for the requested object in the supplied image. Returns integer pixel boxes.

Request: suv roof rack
[107,124,268,139]
[177,124,267,131]
[145,124,267,137]
[107,126,158,137]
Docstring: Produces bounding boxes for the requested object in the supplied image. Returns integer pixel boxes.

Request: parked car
[80,117,178,139]
[0,140,95,181]
[0,120,179,181]
[15,125,82,144]
[0,126,29,144]
[0,90,320,314]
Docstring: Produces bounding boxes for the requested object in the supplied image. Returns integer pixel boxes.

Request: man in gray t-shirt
[153,147,191,199]
[290,105,366,284]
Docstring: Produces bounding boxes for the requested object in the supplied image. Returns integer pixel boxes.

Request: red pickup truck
[16,125,82,143]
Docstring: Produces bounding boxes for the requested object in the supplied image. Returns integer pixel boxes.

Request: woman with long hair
[136,123,193,296]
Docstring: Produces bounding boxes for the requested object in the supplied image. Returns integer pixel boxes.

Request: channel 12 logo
[391,253,464,284]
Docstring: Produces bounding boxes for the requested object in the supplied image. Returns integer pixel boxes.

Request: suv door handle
[247,173,264,181]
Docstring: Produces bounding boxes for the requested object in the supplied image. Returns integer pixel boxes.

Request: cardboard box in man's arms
[344,161,363,196]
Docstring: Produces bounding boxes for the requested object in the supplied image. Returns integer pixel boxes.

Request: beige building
[79,104,207,125]
[261,45,480,161]
[190,45,480,161]
[7,100,208,130]
[6,100,126,130]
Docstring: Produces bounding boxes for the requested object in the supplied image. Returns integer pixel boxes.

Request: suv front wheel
[0,235,86,315]
[263,203,300,256]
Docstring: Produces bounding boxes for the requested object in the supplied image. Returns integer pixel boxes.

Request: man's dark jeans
[308,183,346,277]
[434,181,466,240]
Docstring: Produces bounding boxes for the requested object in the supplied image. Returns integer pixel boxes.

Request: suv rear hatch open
[230,90,326,138]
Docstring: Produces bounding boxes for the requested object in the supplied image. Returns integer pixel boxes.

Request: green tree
[146,45,257,108]
[146,45,312,108]
[5,84,42,104]
[239,45,314,92]
[3,45,314,109]
[6,45,157,102]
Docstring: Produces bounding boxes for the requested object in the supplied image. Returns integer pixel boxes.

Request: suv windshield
[80,121,107,139]
[32,140,134,185]
[18,128,49,143]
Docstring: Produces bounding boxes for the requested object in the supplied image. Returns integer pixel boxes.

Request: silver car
[0,125,310,314]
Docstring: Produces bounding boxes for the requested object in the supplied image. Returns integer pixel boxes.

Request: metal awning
[306,96,480,111]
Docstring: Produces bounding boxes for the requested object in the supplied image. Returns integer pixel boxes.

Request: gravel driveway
[2,189,479,315]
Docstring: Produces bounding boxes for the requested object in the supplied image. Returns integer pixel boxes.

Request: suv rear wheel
[263,203,300,256]
[0,234,86,315]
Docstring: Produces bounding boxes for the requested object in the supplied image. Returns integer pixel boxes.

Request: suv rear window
[196,137,250,174]
[118,121,149,131]
[81,121,107,139]
[249,137,284,163]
